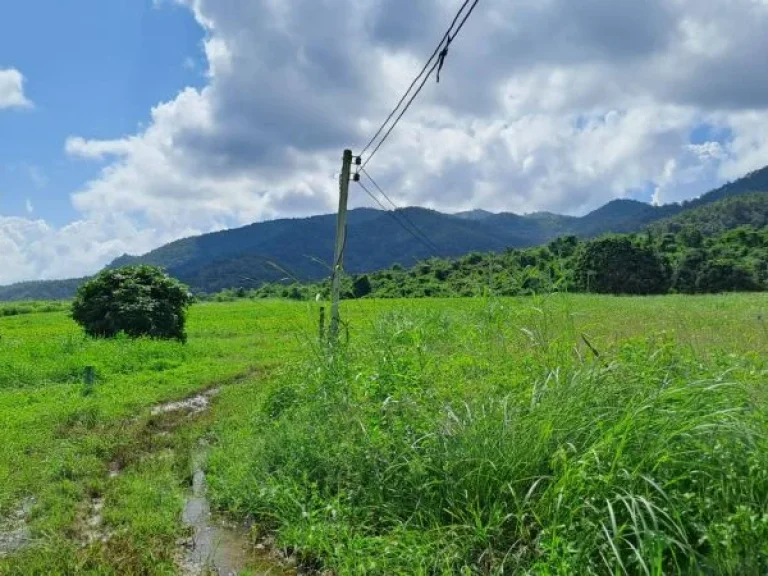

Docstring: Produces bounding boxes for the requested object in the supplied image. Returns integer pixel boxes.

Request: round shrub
[72,265,191,341]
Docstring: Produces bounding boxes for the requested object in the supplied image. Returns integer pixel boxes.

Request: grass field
[1,294,767,574]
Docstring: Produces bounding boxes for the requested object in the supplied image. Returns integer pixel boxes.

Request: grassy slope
[2,296,768,574]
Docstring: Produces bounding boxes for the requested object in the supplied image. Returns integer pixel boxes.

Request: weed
[206,295,768,574]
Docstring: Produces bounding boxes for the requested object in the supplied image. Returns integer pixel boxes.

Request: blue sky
[1,0,767,284]
[0,0,204,225]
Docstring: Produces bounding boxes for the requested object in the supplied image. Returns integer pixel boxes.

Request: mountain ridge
[2,165,768,301]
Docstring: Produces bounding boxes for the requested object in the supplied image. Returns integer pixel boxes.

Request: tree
[576,236,670,295]
[352,275,373,298]
[72,266,191,342]
[548,235,579,258]
[695,261,761,293]
[672,249,706,294]
[677,226,703,248]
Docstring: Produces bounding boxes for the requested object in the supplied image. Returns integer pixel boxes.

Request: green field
[1,295,767,574]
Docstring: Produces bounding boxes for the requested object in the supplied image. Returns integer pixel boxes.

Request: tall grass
[208,297,768,574]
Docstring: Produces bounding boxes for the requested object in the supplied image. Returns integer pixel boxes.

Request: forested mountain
[1,165,767,301]
[650,192,768,236]
[681,165,768,209]
[248,220,768,301]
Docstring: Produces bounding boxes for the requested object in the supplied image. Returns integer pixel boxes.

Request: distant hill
[0,278,86,302]
[681,165,768,209]
[2,164,767,301]
[650,192,768,236]
[454,209,496,221]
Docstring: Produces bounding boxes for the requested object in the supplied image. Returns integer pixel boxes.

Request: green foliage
[672,248,706,293]
[243,224,768,301]
[198,194,768,302]
[0,301,68,317]
[206,297,768,574]
[72,266,191,342]
[651,192,768,236]
[351,275,372,298]
[696,260,761,293]
[575,236,671,294]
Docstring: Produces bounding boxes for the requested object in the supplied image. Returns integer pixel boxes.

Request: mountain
[567,199,681,236]
[0,278,86,302]
[681,165,768,209]
[650,192,768,236]
[454,209,496,221]
[2,165,767,301]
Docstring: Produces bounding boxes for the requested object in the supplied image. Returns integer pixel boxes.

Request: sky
[1,0,768,285]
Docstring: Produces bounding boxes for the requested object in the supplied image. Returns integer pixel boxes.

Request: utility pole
[329,149,354,341]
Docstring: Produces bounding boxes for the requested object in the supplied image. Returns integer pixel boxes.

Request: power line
[357,180,439,258]
[358,0,473,159]
[361,0,482,170]
[357,179,442,258]
[360,167,443,255]
[451,0,482,41]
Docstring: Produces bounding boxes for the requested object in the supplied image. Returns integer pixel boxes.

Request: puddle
[87,498,104,529]
[108,460,121,479]
[82,496,114,545]
[0,498,35,558]
[152,388,221,417]
[179,451,294,576]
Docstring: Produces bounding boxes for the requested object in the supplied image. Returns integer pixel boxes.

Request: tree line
[199,222,768,301]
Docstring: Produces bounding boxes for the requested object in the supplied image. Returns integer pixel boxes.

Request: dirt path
[2,384,297,575]
[152,389,296,575]
[177,446,293,576]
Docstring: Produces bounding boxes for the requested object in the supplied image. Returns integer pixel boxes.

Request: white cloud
[6,0,768,284]
[0,68,32,109]
[65,136,134,159]
[0,213,199,285]
[25,199,33,214]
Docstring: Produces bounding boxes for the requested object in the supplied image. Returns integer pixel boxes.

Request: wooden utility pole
[329,149,353,340]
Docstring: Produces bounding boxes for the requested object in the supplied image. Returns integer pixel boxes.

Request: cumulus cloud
[0,213,200,285]
[67,0,768,217]
[5,0,768,283]
[0,68,32,109]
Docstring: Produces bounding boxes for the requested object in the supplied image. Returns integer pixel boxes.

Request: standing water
[179,450,294,576]
[0,498,34,558]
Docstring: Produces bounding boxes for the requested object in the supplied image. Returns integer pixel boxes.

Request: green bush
[576,236,671,294]
[696,260,762,293]
[352,275,372,298]
[71,266,191,341]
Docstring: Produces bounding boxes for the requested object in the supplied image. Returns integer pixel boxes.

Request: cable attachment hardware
[436,35,452,83]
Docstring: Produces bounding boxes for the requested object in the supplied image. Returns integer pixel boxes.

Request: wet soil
[178,449,294,576]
